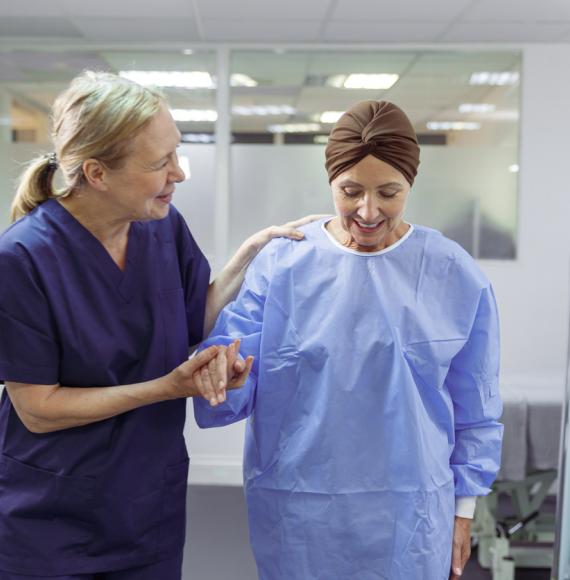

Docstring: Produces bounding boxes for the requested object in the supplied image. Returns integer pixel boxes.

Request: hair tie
[46,152,58,169]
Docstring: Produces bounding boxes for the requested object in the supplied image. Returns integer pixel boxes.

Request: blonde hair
[10,71,166,222]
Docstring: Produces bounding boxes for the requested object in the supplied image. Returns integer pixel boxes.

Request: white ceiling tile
[440,21,570,42]
[195,0,331,20]
[462,0,570,21]
[322,20,448,42]
[332,0,473,22]
[202,19,322,42]
[59,0,196,19]
[72,17,200,42]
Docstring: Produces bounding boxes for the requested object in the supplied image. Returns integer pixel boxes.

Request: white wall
[186,44,570,484]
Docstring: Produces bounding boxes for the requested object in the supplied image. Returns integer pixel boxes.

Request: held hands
[168,340,253,406]
[449,516,472,579]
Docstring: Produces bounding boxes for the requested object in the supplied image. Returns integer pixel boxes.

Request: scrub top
[0,199,209,575]
[194,218,503,580]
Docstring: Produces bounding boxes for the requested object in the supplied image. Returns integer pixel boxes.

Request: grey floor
[183,486,552,580]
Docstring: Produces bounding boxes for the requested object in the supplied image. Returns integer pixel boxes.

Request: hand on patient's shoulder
[167,340,253,408]
[245,214,329,257]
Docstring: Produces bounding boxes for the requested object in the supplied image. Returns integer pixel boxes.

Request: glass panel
[229,49,520,260]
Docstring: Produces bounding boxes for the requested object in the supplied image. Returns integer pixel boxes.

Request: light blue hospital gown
[194,218,503,580]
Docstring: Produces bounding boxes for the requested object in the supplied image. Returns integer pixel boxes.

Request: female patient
[194,100,503,580]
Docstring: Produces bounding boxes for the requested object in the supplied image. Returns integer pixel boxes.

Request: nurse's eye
[342,188,361,197]
[379,191,398,198]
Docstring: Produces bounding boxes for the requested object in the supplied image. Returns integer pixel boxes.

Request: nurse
[194,101,504,579]
[0,71,317,579]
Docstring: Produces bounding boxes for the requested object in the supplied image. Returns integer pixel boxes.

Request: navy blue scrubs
[0,200,210,575]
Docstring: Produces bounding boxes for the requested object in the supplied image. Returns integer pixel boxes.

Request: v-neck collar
[44,199,141,302]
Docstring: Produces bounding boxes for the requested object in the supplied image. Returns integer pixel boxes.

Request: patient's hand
[449,516,471,579]
[193,340,253,407]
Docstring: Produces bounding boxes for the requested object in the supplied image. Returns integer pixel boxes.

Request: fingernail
[454,568,462,576]
[210,398,217,406]
[217,393,225,403]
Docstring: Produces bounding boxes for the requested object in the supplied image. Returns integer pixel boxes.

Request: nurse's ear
[82,158,109,192]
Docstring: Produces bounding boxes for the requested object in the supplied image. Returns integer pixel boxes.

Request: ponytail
[10,154,59,223]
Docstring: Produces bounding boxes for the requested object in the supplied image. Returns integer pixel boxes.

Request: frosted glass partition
[168,144,216,265]
[229,144,517,259]
[230,49,521,260]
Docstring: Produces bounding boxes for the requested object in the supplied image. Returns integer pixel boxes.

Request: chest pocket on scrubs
[403,338,466,391]
[0,454,95,560]
[159,287,189,373]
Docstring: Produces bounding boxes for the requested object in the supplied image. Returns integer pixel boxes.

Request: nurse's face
[330,154,411,252]
[104,104,185,222]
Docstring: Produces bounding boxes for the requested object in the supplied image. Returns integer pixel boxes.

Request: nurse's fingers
[282,214,330,230]
[191,345,220,369]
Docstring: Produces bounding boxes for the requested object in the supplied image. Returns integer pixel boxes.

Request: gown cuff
[455,496,477,519]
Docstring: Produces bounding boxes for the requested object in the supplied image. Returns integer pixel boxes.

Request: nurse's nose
[357,192,381,223]
[170,156,186,183]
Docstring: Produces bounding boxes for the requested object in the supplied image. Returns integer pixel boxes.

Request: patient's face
[329,154,411,252]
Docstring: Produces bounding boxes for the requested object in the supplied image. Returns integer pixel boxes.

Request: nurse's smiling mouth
[156,191,173,204]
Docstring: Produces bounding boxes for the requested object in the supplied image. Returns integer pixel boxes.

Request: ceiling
[0,0,569,44]
[0,0,529,143]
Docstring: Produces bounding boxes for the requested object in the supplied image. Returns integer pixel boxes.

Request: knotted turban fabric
[325,100,420,186]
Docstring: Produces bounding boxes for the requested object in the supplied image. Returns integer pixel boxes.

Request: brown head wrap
[325,100,420,185]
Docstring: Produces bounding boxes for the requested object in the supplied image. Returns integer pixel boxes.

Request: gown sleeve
[0,249,59,385]
[446,284,504,497]
[193,242,274,429]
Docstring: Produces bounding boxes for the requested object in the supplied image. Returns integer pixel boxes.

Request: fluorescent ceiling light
[469,72,519,86]
[232,105,296,116]
[231,74,258,87]
[268,123,321,133]
[458,103,496,114]
[119,70,214,89]
[327,74,399,90]
[182,49,194,55]
[170,109,217,122]
[508,164,519,173]
[319,111,344,123]
[426,121,481,131]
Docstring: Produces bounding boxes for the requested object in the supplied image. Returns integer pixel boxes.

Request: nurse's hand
[192,340,253,407]
[243,214,329,257]
[168,345,228,403]
[449,516,472,579]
